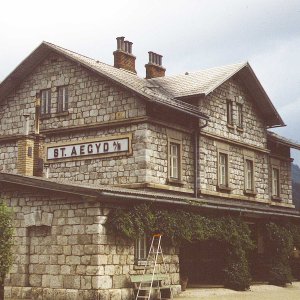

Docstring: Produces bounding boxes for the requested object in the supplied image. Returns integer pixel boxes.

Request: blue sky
[1,0,299,164]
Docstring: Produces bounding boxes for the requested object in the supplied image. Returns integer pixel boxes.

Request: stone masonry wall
[199,135,271,201]
[1,187,179,299]
[0,52,146,135]
[199,78,267,149]
[0,143,18,173]
[279,160,293,204]
[144,123,194,190]
[197,77,293,204]
[46,123,148,185]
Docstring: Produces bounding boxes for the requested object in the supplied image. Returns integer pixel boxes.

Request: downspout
[194,119,208,198]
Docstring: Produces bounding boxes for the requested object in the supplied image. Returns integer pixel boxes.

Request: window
[57,86,68,113]
[41,89,51,115]
[218,152,228,187]
[226,100,233,125]
[135,235,147,264]
[245,159,254,191]
[272,167,280,197]
[169,142,180,180]
[236,103,243,128]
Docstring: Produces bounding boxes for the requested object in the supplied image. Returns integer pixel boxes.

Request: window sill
[134,261,147,269]
[167,178,185,186]
[271,196,282,202]
[40,114,51,119]
[237,126,244,132]
[244,190,257,197]
[227,123,234,130]
[217,185,232,193]
[54,111,69,117]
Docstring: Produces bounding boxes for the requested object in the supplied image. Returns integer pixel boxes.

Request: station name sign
[47,137,130,161]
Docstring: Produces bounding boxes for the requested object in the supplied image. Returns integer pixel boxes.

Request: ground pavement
[174,282,300,300]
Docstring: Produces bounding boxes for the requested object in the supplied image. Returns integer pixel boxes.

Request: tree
[0,203,14,300]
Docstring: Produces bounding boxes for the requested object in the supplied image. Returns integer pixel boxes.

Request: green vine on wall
[108,204,300,289]
[265,222,300,286]
[107,204,254,290]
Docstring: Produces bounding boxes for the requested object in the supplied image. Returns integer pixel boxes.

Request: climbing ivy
[265,222,300,286]
[0,203,14,300]
[107,204,254,290]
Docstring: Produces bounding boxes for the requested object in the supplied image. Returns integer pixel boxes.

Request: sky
[0,0,299,164]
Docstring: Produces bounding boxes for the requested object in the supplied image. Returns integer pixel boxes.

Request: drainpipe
[194,120,208,198]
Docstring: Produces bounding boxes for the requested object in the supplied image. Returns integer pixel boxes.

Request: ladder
[135,234,173,300]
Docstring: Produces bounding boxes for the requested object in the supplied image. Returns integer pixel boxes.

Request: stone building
[0,37,300,299]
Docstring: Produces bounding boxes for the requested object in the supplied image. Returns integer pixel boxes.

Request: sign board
[46,136,130,161]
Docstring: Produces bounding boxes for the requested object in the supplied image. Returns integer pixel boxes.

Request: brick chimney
[113,37,137,74]
[145,52,166,79]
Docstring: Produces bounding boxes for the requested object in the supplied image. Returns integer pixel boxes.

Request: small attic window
[40,89,51,115]
[226,100,233,125]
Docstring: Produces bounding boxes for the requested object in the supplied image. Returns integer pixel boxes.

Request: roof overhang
[267,131,300,151]
[234,64,285,127]
[1,172,299,220]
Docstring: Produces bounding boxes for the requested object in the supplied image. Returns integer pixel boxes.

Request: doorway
[179,240,227,286]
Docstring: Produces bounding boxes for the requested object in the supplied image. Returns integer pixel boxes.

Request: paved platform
[174,282,300,299]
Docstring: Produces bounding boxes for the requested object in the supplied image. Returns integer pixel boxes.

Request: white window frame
[272,167,280,198]
[218,152,228,187]
[245,159,254,191]
[170,142,180,180]
[167,135,182,184]
[57,86,69,113]
[41,89,51,115]
[135,235,147,264]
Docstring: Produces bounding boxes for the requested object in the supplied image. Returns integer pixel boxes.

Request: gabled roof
[151,62,285,127]
[267,131,300,150]
[0,42,208,120]
[149,62,248,98]
[0,42,284,126]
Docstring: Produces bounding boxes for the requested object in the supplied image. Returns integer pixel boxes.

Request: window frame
[226,99,233,126]
[217,150,231,192]
[167,136,183,185]
[57,85,69,113]
[169,142,180,180]
[134,235,148,265]
[272,167,280,199]
[236,103,243,129]
[40,89,51,116]
[244,158,256,196]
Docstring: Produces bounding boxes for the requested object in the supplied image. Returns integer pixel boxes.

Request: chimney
[145,51,166,79]
[17,114,34,176]
[113,36,137,74]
